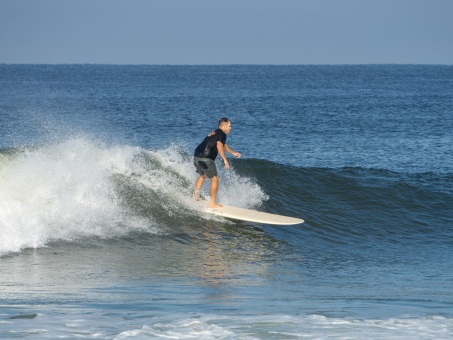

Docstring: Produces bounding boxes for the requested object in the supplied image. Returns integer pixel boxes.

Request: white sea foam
[0,139,148,255]
[0,139,268,255]
[9,311,447,339]
[113,314,453,339]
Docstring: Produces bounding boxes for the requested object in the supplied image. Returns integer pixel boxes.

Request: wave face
[236,158,453,243]
[0,138,268,255]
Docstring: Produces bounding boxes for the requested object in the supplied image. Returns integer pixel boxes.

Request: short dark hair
[218,117,230,127]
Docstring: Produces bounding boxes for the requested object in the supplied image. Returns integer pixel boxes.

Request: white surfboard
[202,203,304,225]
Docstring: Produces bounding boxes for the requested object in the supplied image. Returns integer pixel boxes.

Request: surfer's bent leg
[194,174,206,201]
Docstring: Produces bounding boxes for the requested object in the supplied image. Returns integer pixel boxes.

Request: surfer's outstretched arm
[225,144,241,159]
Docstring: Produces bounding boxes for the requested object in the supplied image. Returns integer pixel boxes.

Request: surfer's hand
[224,160,230,169]
[232,152,241,158]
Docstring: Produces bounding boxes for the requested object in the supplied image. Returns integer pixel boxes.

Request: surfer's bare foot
[193,190,202,201]
[209,202,223,209]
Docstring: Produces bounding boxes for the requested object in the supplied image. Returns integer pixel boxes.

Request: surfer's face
[220,121,232,135]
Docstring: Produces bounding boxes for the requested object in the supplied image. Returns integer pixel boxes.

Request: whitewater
[0,138,266,256]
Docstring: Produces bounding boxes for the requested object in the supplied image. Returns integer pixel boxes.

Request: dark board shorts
[194,157,218,179]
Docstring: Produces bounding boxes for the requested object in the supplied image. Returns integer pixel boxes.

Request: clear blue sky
[1,0,452,64]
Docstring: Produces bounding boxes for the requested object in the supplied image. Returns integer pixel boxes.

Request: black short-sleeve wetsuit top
[194,128,227,160]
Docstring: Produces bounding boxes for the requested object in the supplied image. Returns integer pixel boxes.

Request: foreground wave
[1,138,452,256]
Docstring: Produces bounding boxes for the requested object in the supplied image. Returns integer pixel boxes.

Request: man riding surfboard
[193,118,241,208]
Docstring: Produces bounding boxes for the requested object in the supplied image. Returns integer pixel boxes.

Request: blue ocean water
[1,64,453,338]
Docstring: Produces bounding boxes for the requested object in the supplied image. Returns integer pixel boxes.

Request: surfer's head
[218,117,231,134]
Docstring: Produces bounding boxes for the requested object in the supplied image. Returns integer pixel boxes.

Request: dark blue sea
[1,64,453,339]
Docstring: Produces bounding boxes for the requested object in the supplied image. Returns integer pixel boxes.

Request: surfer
[194,117,241,208]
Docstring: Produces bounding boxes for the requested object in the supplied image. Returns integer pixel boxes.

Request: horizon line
[1,62,452,66]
